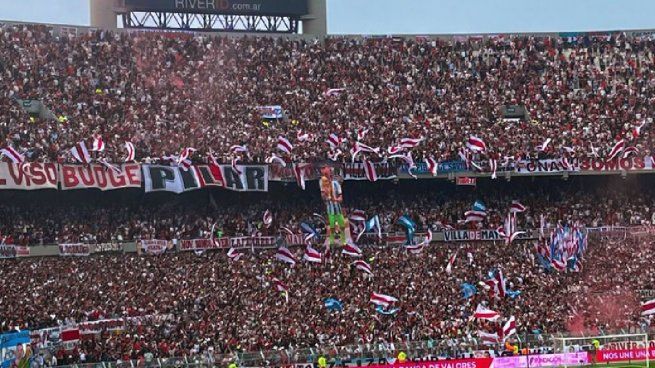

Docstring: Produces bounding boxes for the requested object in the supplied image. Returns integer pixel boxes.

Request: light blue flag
[461,283,477,299]
[324,298,343,312]
[375,305,399,315]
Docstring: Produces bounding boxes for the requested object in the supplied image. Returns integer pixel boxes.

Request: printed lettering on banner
[363,357,493,368]
[516,157,655,174]
[180,234,306,251]
[143,164,268,193]
[343,162,398,180]
[179,238,221,252]
[595,348,655,362]
[0,162,58,190]
[456,176,477,186]
[0,245,17,259]
[494,353,589,368]
[78,319,126,335]
[60,164,142,191]
[268,163,321,182]
[14,245,30,257]
[442,230,534,242]
[256,105,283,119]
[91,243,123,253]
[58,243,91,256]
[140,239,168,255]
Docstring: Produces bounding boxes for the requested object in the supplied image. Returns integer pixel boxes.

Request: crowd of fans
[0,176,654,245]
[2,24,655,165]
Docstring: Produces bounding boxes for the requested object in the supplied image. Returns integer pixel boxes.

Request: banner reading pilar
[142,164,268,193]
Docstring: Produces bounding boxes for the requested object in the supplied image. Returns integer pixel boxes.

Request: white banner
[0,162,58,190]
[139,239,169,255]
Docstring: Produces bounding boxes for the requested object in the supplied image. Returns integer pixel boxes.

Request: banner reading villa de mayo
[142,164,268,193]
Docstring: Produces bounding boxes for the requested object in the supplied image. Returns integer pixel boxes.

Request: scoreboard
[123,0,309,16]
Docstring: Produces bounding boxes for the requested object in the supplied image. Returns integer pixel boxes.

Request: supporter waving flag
[445,251,458,274]
[0,146,24,163]
[536,137,551,152]
[275,247,297,265]
[510,200,527,213]
[324,298,343,311]
[356,128,369,141]
[489,158,497,179]
[98,158,121,174]
[326,133,344,149]
[350,141,380,162]
[276,136,294,154]
[477,331,500,345]
[349,209,366,222]
[369,292,398,307]
[124,142,136,162]
[327,149,343,162]
[342,241,363,257]
[263,210,273,228]
[230,144,248,154]
[272,277,289,302]
[303,246,322,263]
[473,304,500,321]
[622,146,639,158]
[265,153,286,167]
[91,134,104,152]
[466,135,487,152]
[425,157,438,176]
[323,88,345,97]
[363,160,378,182]
[465,210,486,223]
[70,141,91,164]
[292,163,308,190]
[356,215,381,241]
[231,157,242,175]
[400,137,423,149]
[607,139,625,160]
[227,248,243,261]
[353,260,372,275]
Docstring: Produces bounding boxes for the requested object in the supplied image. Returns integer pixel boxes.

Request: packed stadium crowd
[1,24,655,165]
[0,177,653,245]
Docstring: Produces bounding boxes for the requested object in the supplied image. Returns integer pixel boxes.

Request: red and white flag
[70,141,91,164]
[502,316,517,338]
[536,138,551,152]
[324,88,345,97]
[179,158,192,170]
[474,304,500,321]
[303,246,322,263]
[445,251,458,274]
[387,146,403,155]
[607,139,625,160]
[551,258,567,272]
[465,210,486,223]
[633,120,647,138]
[178,147,196,165]
[98,159,121,174]
[297,130,311,142]
[363,160,378,182]
[0,146,24,163]
[230,144,248,154]
[124,142,135,162]
[263,210,273,228]
[478,331,500,345]
[231,157,242,175]
[293,163,308,190]
[510,200,527,213]
[370,292,398,307]
[405,243,424,254]
[489,159,497,179]
[272,277,289,302]
[356,128,369,141]
[265,153,286,167]
[326,133,344,149]
[327,149,343,162]
[91,134,105,152]
[353,260,372,275]
[641,299,655,316]
[342,242,362,257]
[400,137,423,149]
[495,269,507,298]
[275,247,297,265]
[277,136,294,154]
[425,157,438,176]
[466,135,487,152]
[350,209,366,222]
[227,248,243,261]
[350,141,380,162]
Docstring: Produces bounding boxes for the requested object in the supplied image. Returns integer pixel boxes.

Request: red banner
[60,163,142,191]
[365,357,493,368]
[0,162,58,190]
[456,176,477,186]
[595,348,655,362]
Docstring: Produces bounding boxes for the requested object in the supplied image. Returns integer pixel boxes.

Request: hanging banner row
[1,157,654,192]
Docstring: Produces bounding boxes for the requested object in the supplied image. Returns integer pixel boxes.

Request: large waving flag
[227,248,243,261]
[478,331,500,345]
[502,316,517,338]
[277,136,294,154]
[0,146,24,163]
[607,139,625,160]
[326,133,343,149]
[425,157,438,176]
[445,251,458,274]
[266,152,287,167]
[641,299,655,316]
[465,210,487,223]
[230,144,248,154]
[510,200,527,213]
[303,246,322,263]
[124,142,136,162]
[342,242,363,257]
[350,141,380,162]
[91,134,105,152]
[70,141,91,164]
[400,137,423,149]
[466,135,487,152]
[324,298,343,311]
[474,304,500,321]
[178,147,196,165]
[370,292,398,307]
[356,215,382,241]
[353,260,373,275]
[461,283,477,299]
[363,160,378,182]
[275,247,297,265]
[272,277,289,302]
[472,200,486,212]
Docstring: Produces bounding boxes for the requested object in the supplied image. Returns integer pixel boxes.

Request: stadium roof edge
[1,19,655,39]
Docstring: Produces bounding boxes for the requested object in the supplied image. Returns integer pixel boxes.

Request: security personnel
[397,351,407,363]
[318,356,327,368]
[228,362,237,368]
